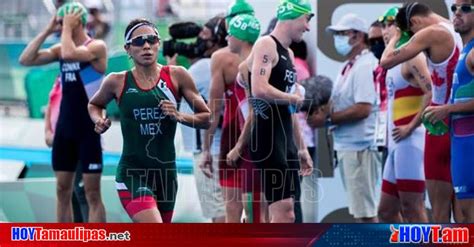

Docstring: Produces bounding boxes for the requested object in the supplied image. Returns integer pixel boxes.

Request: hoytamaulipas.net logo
[11,226,131,242]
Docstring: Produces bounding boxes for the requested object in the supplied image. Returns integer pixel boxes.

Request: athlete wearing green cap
[225,0,255,25]
[19,1,107,222]
[277,0,314,21]
[200,1,257,223]
[224,14,268,223]
[228,14,261,45]
[57,2,88,26]
[242,0,314,223]
[377,7,432,223]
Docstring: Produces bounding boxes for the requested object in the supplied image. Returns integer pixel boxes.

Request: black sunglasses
[126,35,160,46]
[451,4,474,14]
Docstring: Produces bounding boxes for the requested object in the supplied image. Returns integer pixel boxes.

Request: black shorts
[52,133,103,173]
[251,150,301,205]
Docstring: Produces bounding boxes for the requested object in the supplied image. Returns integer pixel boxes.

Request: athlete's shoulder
[253,36,277,49]
[421,23,453,41]
[85,39,107,52]
[83,39,107,60]
[168,65,187,73]
[168,65,191,81]
[210,47,239,71]
[100,71,127,94]
[104,71,127,83]
[211,47,239,62]
[89,38,106,46]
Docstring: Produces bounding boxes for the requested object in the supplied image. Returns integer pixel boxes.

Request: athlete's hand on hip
[160,100,181,122]
[199,151,214,178]
[423,105,449,124]
[298,149,313,176]
[392,124,413,142]
[94,118,111,134]
[63,8,83,29]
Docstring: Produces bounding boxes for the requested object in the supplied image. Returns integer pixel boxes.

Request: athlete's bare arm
[19,16,61,66]
[287,50,313,175]
[291,91,313,177]
[249,37,302,105]
[407,52,433,123]
[200,50,238,177]
[171,66,211,129]
[202,51,228,154]
[88,72,124,133]
[424,49,474,120]
[226,63,253,166]
[61,11,107,71]
[380,26,451,69]
[44,102,54,147]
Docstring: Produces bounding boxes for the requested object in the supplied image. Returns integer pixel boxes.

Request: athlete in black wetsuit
[19,2,107,222]
[249,35,300,204]
[244,0,314,223]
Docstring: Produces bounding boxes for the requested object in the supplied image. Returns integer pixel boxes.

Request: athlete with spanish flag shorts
[377,7,432,223]
[88,19,210,223]
[381,2,463,222]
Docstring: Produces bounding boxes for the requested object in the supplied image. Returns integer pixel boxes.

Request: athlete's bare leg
[269,198,295,223]
[55,171,75,222]
[378,192,403,223]
[132,208,163,223]
[457,199,474,223]
[426,180,454,222]
[453,198,465,223]
[83,173,106,222]
[222,187,243,223]
[399,192,428,223]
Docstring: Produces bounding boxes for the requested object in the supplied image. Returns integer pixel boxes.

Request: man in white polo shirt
[326,14,380,223]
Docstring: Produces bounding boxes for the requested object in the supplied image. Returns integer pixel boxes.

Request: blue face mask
[334,35,353,56]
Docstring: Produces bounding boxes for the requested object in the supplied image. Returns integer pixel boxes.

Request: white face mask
[334,35,353,56]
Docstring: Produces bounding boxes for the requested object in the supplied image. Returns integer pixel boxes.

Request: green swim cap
[57,2,88,26]
[226,0,255,24]
[379,6,398,23]
[229,14,261,44]
[277,0,313,21]
[379,7,412,48]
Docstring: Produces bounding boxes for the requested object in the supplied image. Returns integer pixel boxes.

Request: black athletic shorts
[52,132,103,173]
[250,145,301,205]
